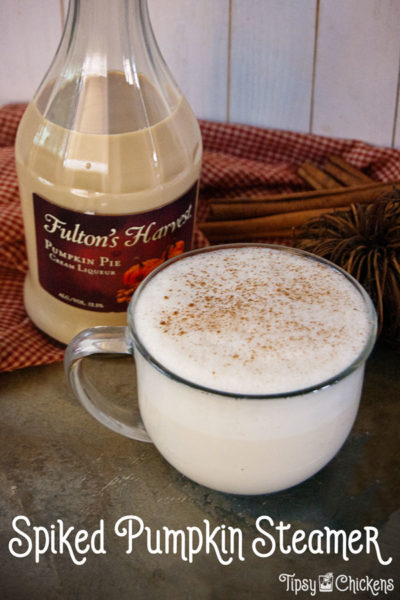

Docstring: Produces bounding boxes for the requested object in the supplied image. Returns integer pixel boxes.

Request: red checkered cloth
[1,103,400,372]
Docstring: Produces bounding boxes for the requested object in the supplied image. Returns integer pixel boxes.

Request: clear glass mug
[64,244,377,495]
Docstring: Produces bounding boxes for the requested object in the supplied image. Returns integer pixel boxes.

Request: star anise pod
[294,190,400,347]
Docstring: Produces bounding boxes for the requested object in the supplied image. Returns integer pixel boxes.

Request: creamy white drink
[130,245,376,494]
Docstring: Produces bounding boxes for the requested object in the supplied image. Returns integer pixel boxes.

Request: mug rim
[127,243,378,400]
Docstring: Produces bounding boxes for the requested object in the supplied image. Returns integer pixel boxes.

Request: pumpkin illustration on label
[117,240,185,304]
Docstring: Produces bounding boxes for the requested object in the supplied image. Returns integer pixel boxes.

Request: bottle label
[33,183,198,312]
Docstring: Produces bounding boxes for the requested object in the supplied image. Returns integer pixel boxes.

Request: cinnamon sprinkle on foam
[135,247,371,394]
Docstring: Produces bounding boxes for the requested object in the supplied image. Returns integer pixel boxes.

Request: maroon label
[33,183,198,311]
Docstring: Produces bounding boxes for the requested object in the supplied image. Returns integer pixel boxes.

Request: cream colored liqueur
[16,73,201,343]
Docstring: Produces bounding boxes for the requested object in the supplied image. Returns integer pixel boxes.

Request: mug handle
[64,326,152,443]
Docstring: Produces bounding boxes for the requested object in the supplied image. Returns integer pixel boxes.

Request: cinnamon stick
[327,155,372,184]
[199,206,347,242]
[208,179,400,221]
[297,160,341,189]
[297,156,372,189]
[209,179,399,205]
[323,161,370,187]
[200,228,294,242]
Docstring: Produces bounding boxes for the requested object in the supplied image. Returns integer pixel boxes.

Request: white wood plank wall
[1,0,400,148]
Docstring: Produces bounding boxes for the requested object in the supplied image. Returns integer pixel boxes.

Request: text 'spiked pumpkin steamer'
[65,244,377,495]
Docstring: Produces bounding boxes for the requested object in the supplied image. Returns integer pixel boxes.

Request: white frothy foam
[133,246,371,394]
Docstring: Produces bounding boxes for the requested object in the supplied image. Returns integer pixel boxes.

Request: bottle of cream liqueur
[15,0,202,343]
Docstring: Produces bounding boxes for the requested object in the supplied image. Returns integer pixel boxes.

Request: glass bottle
[15,0,202,344]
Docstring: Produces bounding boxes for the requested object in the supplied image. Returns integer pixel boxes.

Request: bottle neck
[63,0,152,75]
[35,0,180,133]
